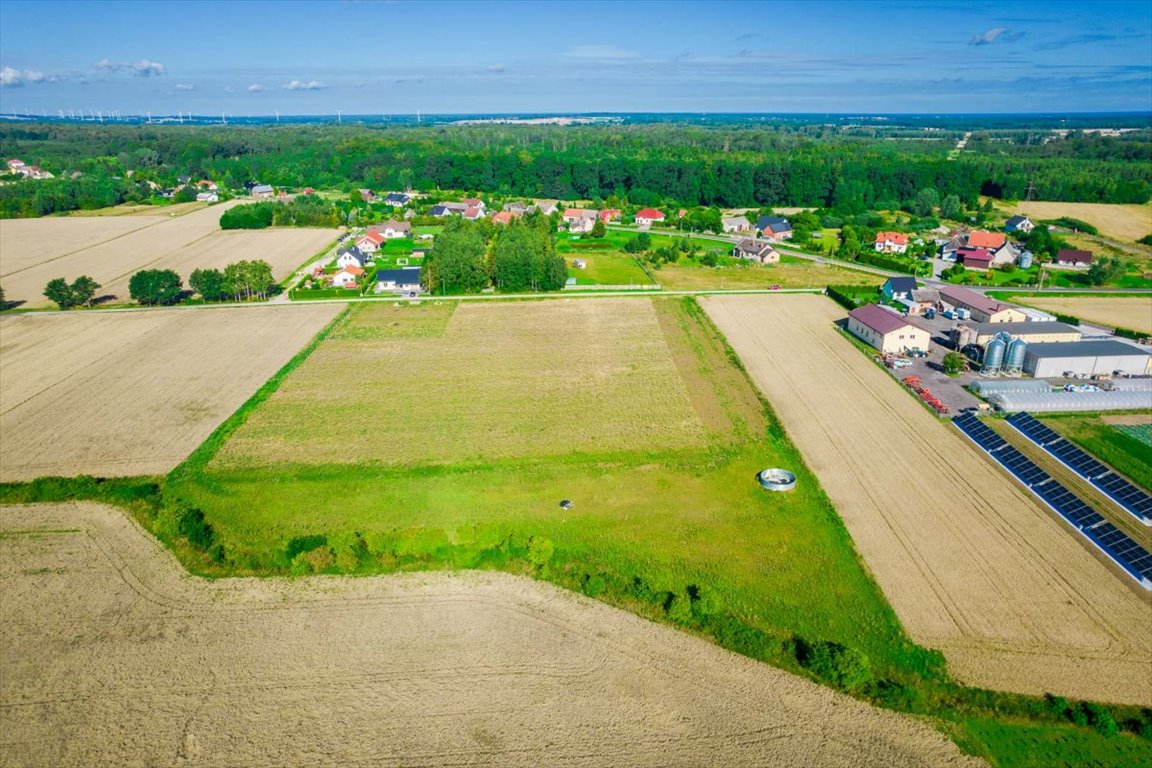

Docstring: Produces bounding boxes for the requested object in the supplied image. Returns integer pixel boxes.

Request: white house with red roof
[847,304,931,354]
[874,232,909,254]
[356,231,386,253]
[331,265,365,288]
[599,209,621,222]
[634,208,665,228]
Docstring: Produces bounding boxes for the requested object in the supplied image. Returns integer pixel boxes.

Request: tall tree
[189,268,228,301]
[129,269,183,306]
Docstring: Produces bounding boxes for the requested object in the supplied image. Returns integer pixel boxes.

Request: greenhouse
[1108,378,1152,392]
[969,379,1051,396]
[989,390,1152,413]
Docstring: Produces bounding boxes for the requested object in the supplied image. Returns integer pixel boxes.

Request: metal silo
[1018,250,1033,269]
[982,337,1006,374]
[1005,338,1027,375]
[953,325,976,350]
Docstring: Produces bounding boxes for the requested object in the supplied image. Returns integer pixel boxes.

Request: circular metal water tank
[982,338,1006,372]
[1006,338,1027,370]
[758,469,797,492]
[1018,251,1033,269]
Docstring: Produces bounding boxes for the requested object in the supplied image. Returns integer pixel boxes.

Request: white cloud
[132,59,165,77]
[94,58,166,77]
[565,45,640,60]
[970,27,1024,46]
[486,64,506,73]
[174,83,194,91]
[248,83,265,92]
[0,66,48,87]
[283,79,326,91]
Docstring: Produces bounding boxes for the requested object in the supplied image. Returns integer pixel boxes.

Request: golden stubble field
[1018,295,1152,334]
[0,203,337,307]
[0,304,343,481]
[702,294,1152,705]
[0,502,983,768]
[214,299,709,469]
[1009,201,1152,242]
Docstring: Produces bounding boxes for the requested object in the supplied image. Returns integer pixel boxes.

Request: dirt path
[0,502,982,768]
[702,294,1152,705]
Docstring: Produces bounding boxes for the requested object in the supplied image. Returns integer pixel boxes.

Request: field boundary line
[167,305,352,482]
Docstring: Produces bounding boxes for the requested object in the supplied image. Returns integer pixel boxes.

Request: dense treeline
[423,215,567,295]
[2,123,1148,221]
[219,197,340,229]
[0,174,147,217]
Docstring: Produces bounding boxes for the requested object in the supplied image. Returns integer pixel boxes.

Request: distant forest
[1,121,1150,218]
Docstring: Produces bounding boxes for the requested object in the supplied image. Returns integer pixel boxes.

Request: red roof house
[634,208,665,226]
[966,230,1007,250]
[958,246,993,268]
[599,209,621,222]
[1056,249,1094,266]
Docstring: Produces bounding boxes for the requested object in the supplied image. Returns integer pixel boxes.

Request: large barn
[846,304,931,355]
[1022,340,1152,378]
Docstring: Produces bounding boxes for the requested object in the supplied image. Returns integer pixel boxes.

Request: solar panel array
[1007,412,1152,526]
[953,412,1152,589]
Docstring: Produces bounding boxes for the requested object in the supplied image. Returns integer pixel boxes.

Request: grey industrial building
[1022,340,1152,378]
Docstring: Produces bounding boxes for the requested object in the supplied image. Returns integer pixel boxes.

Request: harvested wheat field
[1018,295,1152,334]
[214,299,707,468]
[0,202,336,307]
[703,294,1152,705]
[1011,201,1152,242]
[0,502,982,768]
[0,304,342,481]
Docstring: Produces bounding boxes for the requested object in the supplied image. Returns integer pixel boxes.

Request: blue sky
[0,0,1149,115]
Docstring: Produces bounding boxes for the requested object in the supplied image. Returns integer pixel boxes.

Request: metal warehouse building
[963,320,1082,347]
[1023,340,1152,378]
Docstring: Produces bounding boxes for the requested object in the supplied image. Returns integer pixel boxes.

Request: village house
[755,215,793,241]
[462,205,485,221]
[429,204,452,217]
[375,267,423,297]
[722,215,751,234]
[1055,249,1094,267]
[562,209,599,233]
[359,189,377,203]
[874,232,909,254]
[881,276,918,300]
[503,201,529,215]
[195,180,218,192]
[383,192,411,207]
[599,209,621,222]
[369,220,412,239]
[249,184,274,199]
[731,238,780,264]
[331,265,365,288]
[533,199,559,215]
[1004,215,1035,234]
[195,192,219,203]
[355,231,386,253]
[938,285,1028,323]
[5,158,54,179]
[958,246,993,270]
[336,247,365,269]
[634,208,665,228]
[847,304,931,354]
[491,211,514,225]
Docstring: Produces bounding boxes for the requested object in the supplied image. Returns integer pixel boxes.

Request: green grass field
[174,297,923,675]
